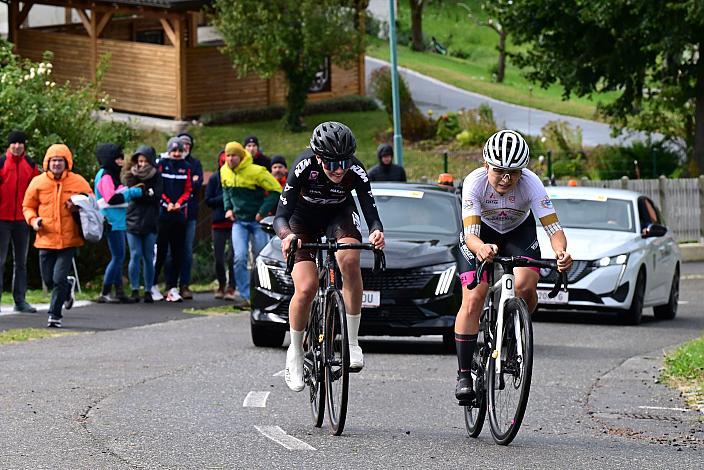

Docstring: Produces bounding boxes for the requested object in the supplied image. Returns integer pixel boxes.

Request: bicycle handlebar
[468,256,568,298]
[284,236,386,275]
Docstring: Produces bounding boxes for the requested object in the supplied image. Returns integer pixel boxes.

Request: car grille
[539,260,592,284]
[265,266,435,294]
[362,304,435,323]
[361,269,435,291]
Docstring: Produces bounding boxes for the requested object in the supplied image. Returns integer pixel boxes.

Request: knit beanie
[177,132,194,148]
[271,155,287,168]
[243,135,259,147]
[7,130,27,145]
[166,137,184,153]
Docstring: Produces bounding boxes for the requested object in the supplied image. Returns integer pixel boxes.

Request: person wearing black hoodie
[122,145,163,303]
[368,143,407,182]
[244,135,272,171]
[176,132,203,300]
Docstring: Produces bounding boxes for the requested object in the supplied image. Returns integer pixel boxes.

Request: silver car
[535,186,680,324]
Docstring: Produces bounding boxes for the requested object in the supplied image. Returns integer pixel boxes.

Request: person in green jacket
[221,141,281,307]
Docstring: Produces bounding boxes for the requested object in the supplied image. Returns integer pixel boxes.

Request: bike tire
[464,332,487,438]
[487,298,533,445]
[304,299,325,427]
[324,289,349,436]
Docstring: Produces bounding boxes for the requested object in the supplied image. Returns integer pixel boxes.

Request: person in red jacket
[0,131,39,313]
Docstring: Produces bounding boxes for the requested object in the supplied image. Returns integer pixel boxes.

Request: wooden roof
[0,0,212,12]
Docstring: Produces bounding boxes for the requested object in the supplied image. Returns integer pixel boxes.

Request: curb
[680,243,704,262]
[0,300,93,316]
[587,350,704,449]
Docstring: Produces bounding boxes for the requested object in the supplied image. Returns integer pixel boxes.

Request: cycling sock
[289,328,304,354]
[455,333,478,380]
[346,314,361,346]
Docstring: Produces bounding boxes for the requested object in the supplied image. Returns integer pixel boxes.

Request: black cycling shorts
[288,202,363,264]
[458,213,541,286]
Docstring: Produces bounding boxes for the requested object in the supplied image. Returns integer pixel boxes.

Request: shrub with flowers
[0,38,133,174]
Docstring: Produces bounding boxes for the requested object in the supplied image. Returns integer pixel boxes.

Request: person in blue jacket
[94,143,142,303]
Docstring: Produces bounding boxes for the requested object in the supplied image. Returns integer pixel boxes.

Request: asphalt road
[0,281,702,468]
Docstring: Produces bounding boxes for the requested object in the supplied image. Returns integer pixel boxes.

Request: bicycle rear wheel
[487,298,533,445]
[464,332,487,438]
[324,289,349,436]
[304,299,325,427]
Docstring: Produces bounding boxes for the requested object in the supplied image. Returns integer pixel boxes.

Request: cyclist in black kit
[274,121,385,392]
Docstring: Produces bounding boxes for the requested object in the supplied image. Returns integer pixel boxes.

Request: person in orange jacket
[22,143,92,328]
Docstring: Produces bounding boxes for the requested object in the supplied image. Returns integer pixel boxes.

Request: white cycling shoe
[285,346,305,392]
[349,344,364,372]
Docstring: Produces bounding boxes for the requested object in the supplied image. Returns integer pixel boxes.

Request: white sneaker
[166,287,182,302]
[284,346,305,392]
[349,344,364,372]
[150,285,164,301]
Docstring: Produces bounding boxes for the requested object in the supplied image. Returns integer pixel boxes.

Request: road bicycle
[463,256,567,445]
[286,238,385,436]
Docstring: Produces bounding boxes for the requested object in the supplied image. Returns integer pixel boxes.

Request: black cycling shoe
[455,376,475,403]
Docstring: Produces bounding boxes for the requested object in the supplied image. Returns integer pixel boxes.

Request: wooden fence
[558,176,703,243]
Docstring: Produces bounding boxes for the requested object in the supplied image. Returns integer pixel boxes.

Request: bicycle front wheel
[304,299,325,427]
[464,331,487,438]
[324,289,349,436]
[487,298,533,445]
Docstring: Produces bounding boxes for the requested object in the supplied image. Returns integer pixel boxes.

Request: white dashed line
[273,370,285,377]
[677,300,689,305]
[243,391,270,408]
[638,405,691,412]
[254,425,316,451]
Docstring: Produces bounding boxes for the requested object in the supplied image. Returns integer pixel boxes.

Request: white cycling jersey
[461,167,562,237]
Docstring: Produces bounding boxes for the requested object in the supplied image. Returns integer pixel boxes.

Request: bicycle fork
[492,273,523,375]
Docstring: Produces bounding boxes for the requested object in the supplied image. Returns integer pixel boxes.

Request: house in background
[1,0,366,120]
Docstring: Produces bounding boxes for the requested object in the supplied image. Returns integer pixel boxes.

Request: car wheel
[251,323,286,347]
[620,270,645,325]
[653,266,679,320]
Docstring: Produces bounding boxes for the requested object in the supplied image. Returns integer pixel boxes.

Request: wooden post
[357,4,366,96]
[698,175,704,242]
[175,16,186,119]
[9,0,20,47]
[90,9,97,82]
[658,175,667,220]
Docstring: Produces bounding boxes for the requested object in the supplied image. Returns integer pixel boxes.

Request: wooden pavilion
[3,0,366,119]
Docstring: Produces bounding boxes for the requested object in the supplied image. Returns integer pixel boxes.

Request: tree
[212,1,364,131]
[409,1,427,51]
[459,1,511,83]
[504,0,704,174]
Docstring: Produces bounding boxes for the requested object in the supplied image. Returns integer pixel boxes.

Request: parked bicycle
[285,238,385,435]
[463,256,567,445]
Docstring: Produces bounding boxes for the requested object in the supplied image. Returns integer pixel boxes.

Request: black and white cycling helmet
[482,130,530,170]
[310,121,357,161]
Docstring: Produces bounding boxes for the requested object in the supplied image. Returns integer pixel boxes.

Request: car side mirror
[259,215,276,235]
[642,223,667,238]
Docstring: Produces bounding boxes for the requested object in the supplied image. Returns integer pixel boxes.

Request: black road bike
[463,257,568,445]
[286,238,385,436]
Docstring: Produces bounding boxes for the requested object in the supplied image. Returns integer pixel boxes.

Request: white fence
[557,176,703,243]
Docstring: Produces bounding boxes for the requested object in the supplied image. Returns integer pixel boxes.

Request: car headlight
[591,254,628,268]
[256,259,272,290]
[425,262,457,296]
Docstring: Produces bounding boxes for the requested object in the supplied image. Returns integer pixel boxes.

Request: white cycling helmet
[483,130,530,170]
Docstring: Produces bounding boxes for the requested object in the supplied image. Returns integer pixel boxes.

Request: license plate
[537,289,569,304]
[362,290,380,308]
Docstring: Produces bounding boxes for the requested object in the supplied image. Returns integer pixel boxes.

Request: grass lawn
[0,328,75,344]
[366,1,617,121]
[662,336,704,412]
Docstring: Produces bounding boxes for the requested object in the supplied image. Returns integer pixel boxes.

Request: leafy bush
[455,104,498,146]
[200,96,378,126]
[588,140,682,179]
[0,38,134,175]
[369,66,434,140]
[436,113,461,141]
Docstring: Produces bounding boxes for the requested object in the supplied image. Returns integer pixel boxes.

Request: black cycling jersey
[273,149,384,239]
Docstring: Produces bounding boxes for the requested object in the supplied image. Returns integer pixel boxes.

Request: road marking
[243,391,270,408]
[677,300,689,305]
[638,405,691,412]
[273,370,285,377]
[254,425,316,451]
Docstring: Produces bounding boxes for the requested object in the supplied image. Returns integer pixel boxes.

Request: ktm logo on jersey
[294,158,311,177]
[351,165,368,183]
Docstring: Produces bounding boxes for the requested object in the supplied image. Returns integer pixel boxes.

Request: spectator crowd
[1,129,407,327]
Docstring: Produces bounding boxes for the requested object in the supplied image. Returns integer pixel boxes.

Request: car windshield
[548,198,636,232]
[355,189,460,235]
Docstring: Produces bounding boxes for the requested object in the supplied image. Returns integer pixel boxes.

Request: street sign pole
[388,0,404,166]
